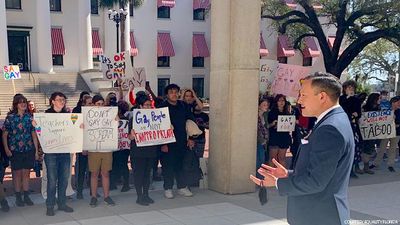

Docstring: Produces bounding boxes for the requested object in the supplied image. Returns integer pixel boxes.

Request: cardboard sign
[271,64,310,98]
[82,107,118,151]
[100,51,134,80]
[132,107,176,147]
[121,67,146,90]
[3,65,21,80]
[259,59,278,95]
[359,110,396,140]
[277,115,296,132]
[118,119,130,150]
[34,113,83,153]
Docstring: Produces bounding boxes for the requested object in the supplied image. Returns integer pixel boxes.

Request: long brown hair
[8,94,28,115]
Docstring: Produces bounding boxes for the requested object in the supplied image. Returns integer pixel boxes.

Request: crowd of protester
[256,81,400,181]
[0,83,208,215]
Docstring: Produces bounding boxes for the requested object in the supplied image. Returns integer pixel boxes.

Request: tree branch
[293,33,316,49]
[262,10,309,21]
[279,18,312,34]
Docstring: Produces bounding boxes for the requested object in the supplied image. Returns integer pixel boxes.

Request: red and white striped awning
[302,37,320,58]
[283,0,297,9]
[277,35,295,57]
[260,33,269,57]
[157,33,175,57]
[51,28,65,55]
[192,34,210,57]
[130,32,138,56]
[193,0,210,10]
[92,30,103,56]
[158,0,175,8]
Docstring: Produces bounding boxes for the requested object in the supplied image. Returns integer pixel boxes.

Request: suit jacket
[277,107,354,225]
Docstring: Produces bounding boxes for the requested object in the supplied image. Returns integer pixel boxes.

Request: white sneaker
[164,189,174,199]
[178,187,193,197]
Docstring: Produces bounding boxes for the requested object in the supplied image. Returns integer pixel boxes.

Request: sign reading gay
[82,107,118,151]
[3,65,21,80]
[118,119,130,150]
[277,115,296,132]
[100,51,134,80]
[132,107,176,147]
[358,110,396,140]
[34,113,83,153]
[121,67,146,92]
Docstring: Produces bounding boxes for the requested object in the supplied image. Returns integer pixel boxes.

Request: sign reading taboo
[358,110,396,140]
[82,107,118,151]
[132,107,176,147]
[3,65,21,80]
[118,119,130,150]
[34,113,83,153]
[100,51,134,80]
[277,115,296,132]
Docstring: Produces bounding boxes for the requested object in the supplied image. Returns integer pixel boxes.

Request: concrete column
[35,0,53,73]
[208,0,260,194]
[78,0,93,70]
[0,0,9,68]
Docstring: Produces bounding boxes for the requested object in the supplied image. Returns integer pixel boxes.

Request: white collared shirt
[315,104,341,124]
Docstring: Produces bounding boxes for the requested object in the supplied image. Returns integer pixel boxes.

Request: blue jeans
[44,153,70,208]
[256,144,266,179]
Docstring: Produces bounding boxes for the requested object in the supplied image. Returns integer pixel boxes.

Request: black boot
[24,191,34,206]
[0,199,10,212]
[121,184,131,192]
[143,193,154,204]
[136,195,149,206]
[15,192,24,207]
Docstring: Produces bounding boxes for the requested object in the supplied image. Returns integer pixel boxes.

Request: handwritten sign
[34,113,83,153]
[277,115,296,132]
[359,110,396,140]
[118,119,130,150]
[3,65,21,80]
[271,64,310,98]
[259,59,278,95]
[82,107,118,151]
[132,107,176,147]
[121,67,146,90]
[99,51,134,80]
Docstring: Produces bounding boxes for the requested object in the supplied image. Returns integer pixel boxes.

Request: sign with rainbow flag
[34,113,83,153]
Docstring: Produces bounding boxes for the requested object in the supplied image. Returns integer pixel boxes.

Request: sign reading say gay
[3,65,21,80]
[132,107,176,147]
[99,51,134,80]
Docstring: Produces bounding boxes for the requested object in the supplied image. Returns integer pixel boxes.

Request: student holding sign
[43,92,74,216]
[2,94,39,208]
[360,93,381,175]
[371,96,400,172]
[267,94,292,168]
[87,95,116,208]
[129,92,159,206]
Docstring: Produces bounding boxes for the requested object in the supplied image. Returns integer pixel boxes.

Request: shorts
[10,151,35,170]
[88,152,113,172]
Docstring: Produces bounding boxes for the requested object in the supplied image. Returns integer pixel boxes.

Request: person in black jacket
[339,80,362,178]
[160,84,195,199]
[0,130,10,212]
[129,92,159,205]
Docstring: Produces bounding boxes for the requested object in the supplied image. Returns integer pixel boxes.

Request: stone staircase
[0,72,91,120]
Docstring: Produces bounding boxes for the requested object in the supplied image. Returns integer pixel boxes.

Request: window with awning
[157,32,175,57]
[92,30,103,56]
[130,32,138,56]
[51,28,65,55]
[302,37,320,58]
[277,35,295,58]
[157,0,175,8]
[192,34,210,57]
[260,33,269,57]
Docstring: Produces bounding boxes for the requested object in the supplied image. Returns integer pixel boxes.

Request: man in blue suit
[251,72,354,225]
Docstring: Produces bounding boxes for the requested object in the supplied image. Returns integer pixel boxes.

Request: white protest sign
[277,115,296,132]
[358,110,396,140]
[3,65,21,80]
[259,59,278,95]
[82,107,118,151]
[121,67,146,90]
[99,51,134,80]
[118,119,130,150]
[34,113,83,153]
[132,107,176,147]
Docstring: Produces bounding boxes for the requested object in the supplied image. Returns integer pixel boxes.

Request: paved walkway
[1,161,400,225]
